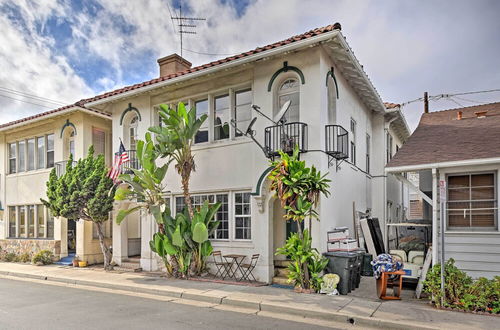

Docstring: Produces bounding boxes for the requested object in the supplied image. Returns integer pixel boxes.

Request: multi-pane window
[350,118,356,165]
[36,136,45,169]
[18,140,26,172]
[234,192,251,240]
[19,206,26,238]
[46,134,54,168]
[92,128,106,157]
[447,173,496,228]
[27,138,35,171]
[8,206,16,237]
[9,143,16,174]
[195,99,209,143]
[366,134,371,174]
[234,89,252,136]
[214,94,230,141]
[9,134,54,173]
[37,205,45,238]
[8,205,52,239]
[386,133,393,163]
[47,209,54,239]
[175,191,251,241]
[277,78,300,122]
[28,205,35,238]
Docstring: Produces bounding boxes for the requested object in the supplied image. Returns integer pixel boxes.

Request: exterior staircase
[272,259,292,286]
[113,256,142,272]
[54,253,75,266]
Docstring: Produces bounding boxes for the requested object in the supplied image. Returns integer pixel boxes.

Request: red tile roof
[0,102,110,130]
[83,23,342,104]
[386,102,500,169]
[384,102,400,109]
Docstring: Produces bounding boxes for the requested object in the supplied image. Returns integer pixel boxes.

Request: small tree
[149,102,207,218]
[42,146,115,270]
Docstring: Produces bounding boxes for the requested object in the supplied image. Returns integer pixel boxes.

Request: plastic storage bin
[323,251,358,295]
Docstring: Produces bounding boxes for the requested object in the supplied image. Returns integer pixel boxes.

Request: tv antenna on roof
[170,1,206,57]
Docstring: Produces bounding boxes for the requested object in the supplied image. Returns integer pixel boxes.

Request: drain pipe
[431,168,438,265]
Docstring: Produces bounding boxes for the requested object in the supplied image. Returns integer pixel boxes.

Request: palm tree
[149,102,207,218]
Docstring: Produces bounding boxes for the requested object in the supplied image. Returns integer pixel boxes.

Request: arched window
[276,78,300,123]
[63,127,75,160]
[124,113,139,150]
[327,76,337,124]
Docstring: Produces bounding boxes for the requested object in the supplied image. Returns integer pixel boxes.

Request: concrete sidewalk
[0,262,496,329]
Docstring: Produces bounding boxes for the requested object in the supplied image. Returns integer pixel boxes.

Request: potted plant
[72,255,79,267]
[78,260,88,267]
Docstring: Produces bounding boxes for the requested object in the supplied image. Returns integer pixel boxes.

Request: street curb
[0,269,438,329]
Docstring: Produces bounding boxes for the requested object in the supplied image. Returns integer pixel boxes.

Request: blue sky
[0,0,499,129]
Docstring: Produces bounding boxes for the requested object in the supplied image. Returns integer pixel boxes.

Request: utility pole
[170,2,206,57]
[424,92,429,113]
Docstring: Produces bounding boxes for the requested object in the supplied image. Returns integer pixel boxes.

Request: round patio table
[223,254,246,281]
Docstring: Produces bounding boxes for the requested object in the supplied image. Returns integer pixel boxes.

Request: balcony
[264,122,308,158]
[115,149,140,174]
[325,125,348,168]
[55,160,77,177]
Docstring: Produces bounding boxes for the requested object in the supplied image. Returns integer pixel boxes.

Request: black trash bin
[353,250,365,288]
[362,253,374,276]
[323,251,358,295]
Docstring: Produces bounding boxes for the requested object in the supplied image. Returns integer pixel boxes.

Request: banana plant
[114,132,170,226]
[149,200,221,277]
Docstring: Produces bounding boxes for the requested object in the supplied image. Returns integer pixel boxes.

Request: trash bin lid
[323,251,358,258]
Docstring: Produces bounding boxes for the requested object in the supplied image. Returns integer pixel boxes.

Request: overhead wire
[0,93,59,109]
[0,86,68,106]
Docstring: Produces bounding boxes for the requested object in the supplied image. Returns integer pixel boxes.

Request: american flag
[108,141,129,182]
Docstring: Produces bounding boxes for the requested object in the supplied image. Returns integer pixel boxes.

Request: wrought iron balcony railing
[325,125,348,168]
[55,160,77,177]
[115,149,140,174]
[264,122,308,158]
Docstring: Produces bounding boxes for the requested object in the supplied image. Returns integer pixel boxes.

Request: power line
[400,88,500,108]
[181,48,236,56]
[0,93,59,109]
[0,86,68,106]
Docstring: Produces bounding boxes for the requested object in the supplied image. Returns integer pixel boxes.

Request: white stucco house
[80,22,410,283]
[386,102,500,279]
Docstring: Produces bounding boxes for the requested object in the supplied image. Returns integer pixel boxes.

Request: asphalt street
[0,278,336,330]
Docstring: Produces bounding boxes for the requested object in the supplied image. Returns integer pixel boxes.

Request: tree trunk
[181,169,194,218]
[96,222,113,271]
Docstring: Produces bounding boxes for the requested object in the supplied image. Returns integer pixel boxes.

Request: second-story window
[235,89,252,136]
[8,143,16,174]
[195,99,209,143]
[214,94,230,141]
[277,78,300,122]
[46,134,54,168]
[27,138,35,171]
[386,133,393,163]
[366,133,371,173]
[36,136,45,169]
[18,140,26,172]
[129,115,138,151]
[350,118,356,165]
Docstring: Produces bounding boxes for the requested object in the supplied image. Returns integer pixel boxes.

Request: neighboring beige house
[0,104,113,264]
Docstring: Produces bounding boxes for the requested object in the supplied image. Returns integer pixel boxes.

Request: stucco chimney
[157,54,192,78]
[457,111,463,120]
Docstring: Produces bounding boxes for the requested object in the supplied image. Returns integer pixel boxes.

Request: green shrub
[18,253,31,263]
[4,252,18,262]
[31,250,54,265]
[424,258,500,314]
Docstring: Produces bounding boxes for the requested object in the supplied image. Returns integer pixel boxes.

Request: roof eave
[385,156,500,173]
[0,107,111,132]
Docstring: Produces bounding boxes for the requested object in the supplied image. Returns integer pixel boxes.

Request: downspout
[432,168,438,265]
[383,116,398,251]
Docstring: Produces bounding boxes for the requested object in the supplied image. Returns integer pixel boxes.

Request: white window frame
[8,142,16,174]
[350,118,356,165]
[446,172,498,231]
[213,93,230,141]
[366,133,371,174]
[36,136,45,170]
[275,76,300,123]
[234,191,252,241]
[46,134,54,168]
[7,204,52,239]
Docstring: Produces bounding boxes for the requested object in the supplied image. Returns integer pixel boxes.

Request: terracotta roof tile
[0,103,110,130]
[386,102,500,168]
[384,102,400,109]
[83,22,342,104]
